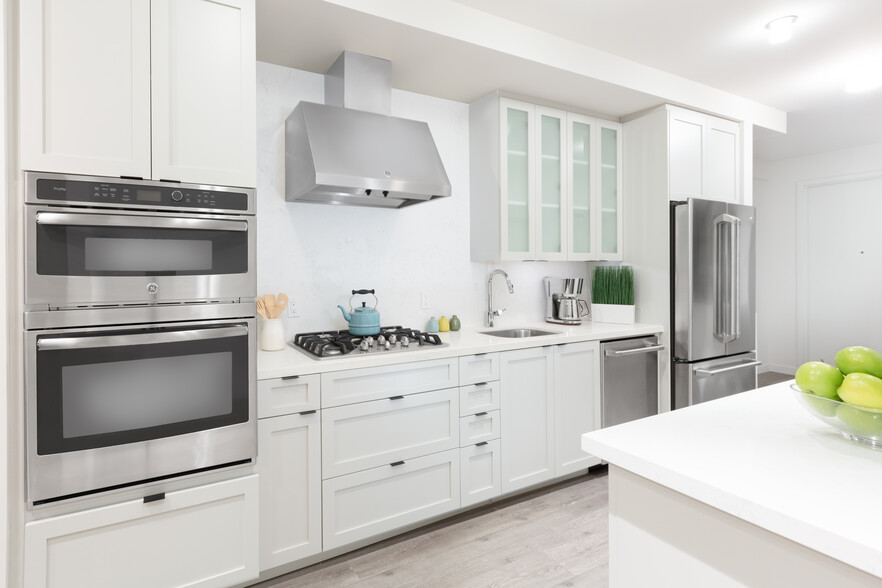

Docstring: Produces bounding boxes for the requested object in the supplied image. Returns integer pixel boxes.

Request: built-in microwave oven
[24,172,255,309]
[23,172,258,506]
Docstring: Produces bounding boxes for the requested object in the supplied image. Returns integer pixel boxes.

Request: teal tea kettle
[337,289,381,335]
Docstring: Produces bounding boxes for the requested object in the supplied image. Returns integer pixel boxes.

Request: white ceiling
[256,0,882,161]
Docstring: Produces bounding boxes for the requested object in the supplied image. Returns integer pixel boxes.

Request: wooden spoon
[275,293,288,319]
[255,297,267,319]
[264,293,276,319]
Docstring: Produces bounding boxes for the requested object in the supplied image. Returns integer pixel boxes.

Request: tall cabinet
[20,0,257,188]
[470,91,622,261]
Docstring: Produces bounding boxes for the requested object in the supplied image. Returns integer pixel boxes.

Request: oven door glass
[34,211,248,277]
[35,323,249,455]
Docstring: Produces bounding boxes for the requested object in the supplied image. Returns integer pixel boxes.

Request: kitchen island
[581,381,882,587]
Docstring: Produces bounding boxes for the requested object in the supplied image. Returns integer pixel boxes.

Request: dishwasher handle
[694,360,762,377]
[604,344,665,358]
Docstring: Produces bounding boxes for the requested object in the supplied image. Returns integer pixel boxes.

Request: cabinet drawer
[258,374,320,418]
[459,381,500,416]
[322,449,460,550]
[24,475,259,588]
[322,388,459,479]
[461,440,501,508]
[321,358,458,408]
[459,353,499,385]
[459,410,501,446]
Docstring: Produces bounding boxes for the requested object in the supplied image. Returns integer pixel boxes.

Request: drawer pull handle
[281,375,300,381]
[475,441,489,447]
[475,412,488,417]
[143,492,165,504]
[389,395,405,400]
[474,382,488,386]
[299,409,317,415]
[390,460,405,467]
[474,353,488,357]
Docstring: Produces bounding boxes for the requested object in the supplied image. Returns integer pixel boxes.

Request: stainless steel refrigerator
[671,198,760,409]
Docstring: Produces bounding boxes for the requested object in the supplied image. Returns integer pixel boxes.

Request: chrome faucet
[487,269,514,327]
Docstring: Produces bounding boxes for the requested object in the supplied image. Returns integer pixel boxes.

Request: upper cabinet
[668,106,740,202]
[470,92,622,262]
[20,0,257,188]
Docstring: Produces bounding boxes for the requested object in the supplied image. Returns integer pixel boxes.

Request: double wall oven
[24,172,257,506]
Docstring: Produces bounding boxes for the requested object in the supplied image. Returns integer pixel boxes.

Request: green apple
[836,403,882,438]
[834,346,882,380]
[794,361,844,399]
[838,372,882,409]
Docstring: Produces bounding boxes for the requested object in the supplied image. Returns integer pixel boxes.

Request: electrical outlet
[421,291,430,310]
[287,297,299,318]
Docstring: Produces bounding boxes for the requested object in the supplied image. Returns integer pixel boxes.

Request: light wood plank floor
[758,371,792,387]
[254,467,609,588]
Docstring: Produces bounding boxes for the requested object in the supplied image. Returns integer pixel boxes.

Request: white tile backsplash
[256,61,590,337]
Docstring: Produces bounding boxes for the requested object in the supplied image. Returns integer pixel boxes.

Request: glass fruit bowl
[791,383,882,448]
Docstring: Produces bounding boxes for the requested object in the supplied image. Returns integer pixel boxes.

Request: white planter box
[591,304,636,325]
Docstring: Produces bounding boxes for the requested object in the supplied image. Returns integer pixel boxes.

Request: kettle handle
[349,290,379,310]
[352,289,375,295]
[578,299,590,317]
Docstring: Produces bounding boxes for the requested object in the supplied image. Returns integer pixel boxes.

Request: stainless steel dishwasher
[601,336,664,428]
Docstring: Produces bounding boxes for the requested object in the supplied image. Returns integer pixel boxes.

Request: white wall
[256,62,590,338]
[754,141,882,374]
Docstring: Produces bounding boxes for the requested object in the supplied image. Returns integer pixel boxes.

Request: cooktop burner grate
[291,326,447,359]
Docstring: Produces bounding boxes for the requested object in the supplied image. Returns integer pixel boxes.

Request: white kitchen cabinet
[459,352,500,386]
[470,91,622,261]
[322,388,459,479]
[321,357,458,408]
[20,0,256,187]
[553,341,602,476]
[459,410,501,446]
[24,475,258,588]
[500,346,555,493]
[258,374,321,419]
[460,440,502,508]
[19,0,152,179]
[668,105,740,202]
[257,412,321,571]
[322,449,460,550]
[459,381,501,416]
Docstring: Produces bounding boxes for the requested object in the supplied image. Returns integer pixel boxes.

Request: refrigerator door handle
[694,359,761,377]
[714,214,741,343]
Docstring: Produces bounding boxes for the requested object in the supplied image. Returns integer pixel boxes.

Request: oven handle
[35,212,248,232]
[37,325,248,351]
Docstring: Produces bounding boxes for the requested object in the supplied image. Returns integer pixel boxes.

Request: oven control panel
[27,173,252,213]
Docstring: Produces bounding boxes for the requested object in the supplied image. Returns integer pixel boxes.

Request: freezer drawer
[601,337,662,428]
[673,353,759,409]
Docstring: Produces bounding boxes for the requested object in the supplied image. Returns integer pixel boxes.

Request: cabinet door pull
[389,395,405,400]
[299,409,317,415]
[474,353,488,357]
[143,492,165,504]
[475,441,489,447]
[475,412,488,417]
[390,460,405,467]
[281,375,300,381]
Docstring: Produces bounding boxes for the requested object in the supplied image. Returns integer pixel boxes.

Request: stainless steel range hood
[285,52,452,209]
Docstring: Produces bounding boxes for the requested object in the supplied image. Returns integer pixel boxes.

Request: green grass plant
[591,265,634,306]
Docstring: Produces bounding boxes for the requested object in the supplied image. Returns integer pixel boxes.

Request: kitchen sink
[479,328,560,338]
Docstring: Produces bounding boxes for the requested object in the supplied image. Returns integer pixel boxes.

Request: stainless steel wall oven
[23,172,257,506]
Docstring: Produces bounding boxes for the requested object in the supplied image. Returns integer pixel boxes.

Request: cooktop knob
[364,336,375,347]
[384,341,391,350]
[400,336,410,348]
[389,334,398,345]
[359,339,370,352]
[377,335,386,347]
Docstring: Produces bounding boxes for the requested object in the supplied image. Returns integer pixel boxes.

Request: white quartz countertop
[582,381,882,578]
[258,320,662,379]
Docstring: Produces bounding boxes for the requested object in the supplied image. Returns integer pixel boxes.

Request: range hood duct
[285,52,452,209]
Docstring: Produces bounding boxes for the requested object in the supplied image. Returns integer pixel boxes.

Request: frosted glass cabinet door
[536,107,567,260]
[596,122,623,260]
[567,114,594,261]
[500,99,535,260]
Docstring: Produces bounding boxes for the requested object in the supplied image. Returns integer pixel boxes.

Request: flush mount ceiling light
[765,15,798,44]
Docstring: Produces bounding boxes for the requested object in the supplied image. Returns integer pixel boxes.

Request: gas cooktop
[291,326,448,359]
